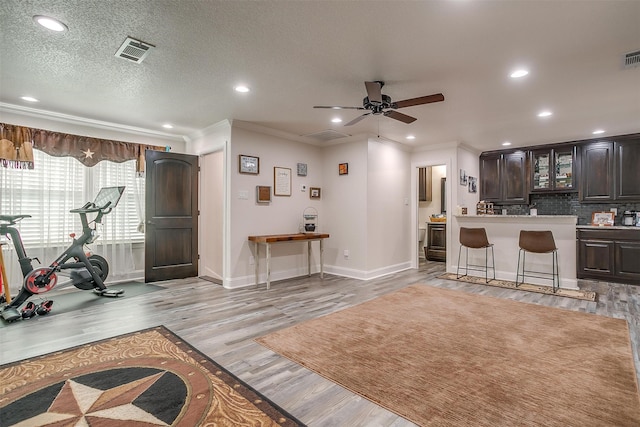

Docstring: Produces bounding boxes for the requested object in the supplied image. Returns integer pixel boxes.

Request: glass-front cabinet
[531,145,577,192]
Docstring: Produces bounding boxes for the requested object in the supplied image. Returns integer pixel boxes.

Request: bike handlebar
[0,214,32,225]
[69,201,113,214]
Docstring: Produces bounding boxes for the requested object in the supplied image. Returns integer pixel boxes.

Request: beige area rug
[256,285,640,426]
[439,272,597,302]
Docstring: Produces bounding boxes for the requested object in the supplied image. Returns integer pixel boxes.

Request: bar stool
[516,230,559,292]
[456,227,495,283]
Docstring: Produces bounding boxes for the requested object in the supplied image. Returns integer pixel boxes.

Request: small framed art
[339,162,348,175]
[239,155,259,174]
[468,176,477,193]
[256,186,271,203]
[591,211,614,226]
[310,187,321,199]
[297,163,308,176]
[274,167,292,196]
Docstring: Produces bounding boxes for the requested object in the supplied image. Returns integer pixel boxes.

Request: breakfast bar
[248,233,330,289]
[453,215,578,288]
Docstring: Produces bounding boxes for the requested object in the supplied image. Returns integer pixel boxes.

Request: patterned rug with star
[0,326,304,426]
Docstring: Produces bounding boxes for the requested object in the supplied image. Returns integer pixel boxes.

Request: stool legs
[456,244,495,283]
[516,249,559,292]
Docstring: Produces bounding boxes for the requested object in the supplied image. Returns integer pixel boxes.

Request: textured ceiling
[1,0,639,151]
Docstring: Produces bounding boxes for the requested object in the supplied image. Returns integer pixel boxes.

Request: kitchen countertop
[576,225,640,230]
[454,214,577,218]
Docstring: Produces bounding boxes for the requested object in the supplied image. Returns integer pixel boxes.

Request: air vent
[623,49,640,69]
[115,37,154,63]
[303,129,351,142]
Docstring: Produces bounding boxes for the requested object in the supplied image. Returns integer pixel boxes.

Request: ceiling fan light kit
[314,81,444,126]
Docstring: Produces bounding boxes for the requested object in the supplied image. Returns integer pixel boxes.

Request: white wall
[320,138,368,278]
[199,150,224,280]
[226,124,324,287]
[366,138,412,277]
[449,145,482,273]
[187,120,230,283]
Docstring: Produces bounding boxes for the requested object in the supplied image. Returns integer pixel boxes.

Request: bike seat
[0,214,32,225]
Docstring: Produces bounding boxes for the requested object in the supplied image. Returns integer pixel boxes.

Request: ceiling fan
[314,81,444,126]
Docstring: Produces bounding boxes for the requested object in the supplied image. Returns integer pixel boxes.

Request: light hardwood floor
[1,261,639,426]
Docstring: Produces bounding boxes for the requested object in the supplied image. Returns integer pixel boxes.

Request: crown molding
[0,102,188,143]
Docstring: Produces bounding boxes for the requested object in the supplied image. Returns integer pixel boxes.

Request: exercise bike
[0,186,126,322]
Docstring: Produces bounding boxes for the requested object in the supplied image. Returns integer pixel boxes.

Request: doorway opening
[417,164,447,261]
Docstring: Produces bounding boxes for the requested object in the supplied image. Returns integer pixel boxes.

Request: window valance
[0,122,165,172]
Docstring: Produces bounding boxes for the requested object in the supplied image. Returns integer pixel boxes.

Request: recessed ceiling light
[510,69,529,78]
[162,123,174,129]
[592,129,605,135]
[331,118,342,123]
[21,96,39,102]
[33,15,68,32]
[537,110,553,118]
[502,141,512,146]
[234,85,250,93]
[406,135,416,140]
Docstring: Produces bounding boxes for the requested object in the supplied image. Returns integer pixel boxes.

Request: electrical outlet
[610,207,618,215]
[343,249,349,259]
[301,184,307,192]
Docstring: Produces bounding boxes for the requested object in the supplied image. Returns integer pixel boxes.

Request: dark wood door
[502,151,528,204]
[580,141,614,202]
[145,151,199,282]
[479,153,501,202]
[615,138,640,201]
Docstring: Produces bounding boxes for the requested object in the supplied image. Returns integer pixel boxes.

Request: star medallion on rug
[0,326,304,426]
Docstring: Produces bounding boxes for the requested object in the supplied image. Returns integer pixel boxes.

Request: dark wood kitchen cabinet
[530,145,577,192]
[418,166,432,202]
[426,223,446,262]
[615,138,640,201]
[479,151,528,204]
[579,140,614,202]
[479,153,501,202]
[577,228,640,285]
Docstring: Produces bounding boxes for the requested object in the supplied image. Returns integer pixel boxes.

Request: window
[0,149,144,248]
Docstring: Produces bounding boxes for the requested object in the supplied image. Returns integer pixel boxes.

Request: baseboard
[223,261,413,289]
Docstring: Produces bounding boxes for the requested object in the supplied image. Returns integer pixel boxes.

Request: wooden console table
[248,233,330,289]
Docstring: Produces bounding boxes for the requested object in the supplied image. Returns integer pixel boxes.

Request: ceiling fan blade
[313,105,365,110]
[344,113,371,126]
[365,81,383,103]
[393,93,445,109]
[384,110,417,124]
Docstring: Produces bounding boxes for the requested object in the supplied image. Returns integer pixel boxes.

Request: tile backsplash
[494,193,640,225]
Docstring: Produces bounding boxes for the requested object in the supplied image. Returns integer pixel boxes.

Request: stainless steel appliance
[622,211,636,226]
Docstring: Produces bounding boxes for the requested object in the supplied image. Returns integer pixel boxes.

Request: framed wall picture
[239,155,259,174]
[310,187,321,199]
[468,176,477,193]
[339,162,348,175]
[297,162,308,176]
[274,167,291,196]
[591,211,614,226]
[459,169,468,185]
[256,186,271,203]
